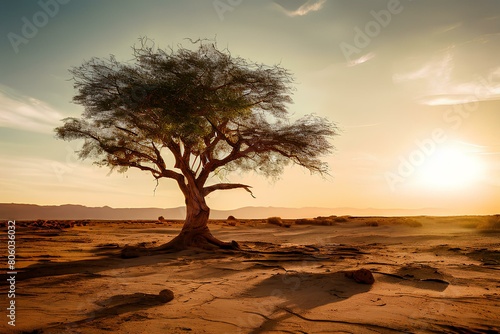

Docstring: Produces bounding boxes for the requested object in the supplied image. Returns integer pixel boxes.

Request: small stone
[345,268,375,284]
[159,289,174,303]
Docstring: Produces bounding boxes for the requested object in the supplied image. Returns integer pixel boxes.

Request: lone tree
[56,39,337,251]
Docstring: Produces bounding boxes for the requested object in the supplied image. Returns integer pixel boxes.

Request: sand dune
[1,216,499,333]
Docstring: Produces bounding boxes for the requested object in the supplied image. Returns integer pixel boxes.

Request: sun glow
[417,146,484,190]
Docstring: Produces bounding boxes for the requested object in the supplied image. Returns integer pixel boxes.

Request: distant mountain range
[0,203,455,220]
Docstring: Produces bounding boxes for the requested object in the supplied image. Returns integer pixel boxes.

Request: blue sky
[1,0,499,214]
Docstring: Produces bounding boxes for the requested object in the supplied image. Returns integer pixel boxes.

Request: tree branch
[205,117,236,148]
[203,183,255,198]
[167,140,197,187]
[115,125,139,136]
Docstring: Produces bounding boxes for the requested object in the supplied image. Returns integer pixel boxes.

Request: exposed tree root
[120,228,240,258]
[120,236,368,260]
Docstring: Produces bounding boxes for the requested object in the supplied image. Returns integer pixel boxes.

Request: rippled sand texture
[2,215,499,333]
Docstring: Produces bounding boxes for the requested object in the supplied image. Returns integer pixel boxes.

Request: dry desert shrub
[457,216,489,229]
[380,217,422,227]
[294,217,334,226]
[294,215,351,226]
[295,218,313,225]
[267,216,283,226]
[333,216,349,222]
[402,218,423,227]
[225,215,239,226]
[267,216,291,227]
[313,217,335,226]
[477,215,500,232]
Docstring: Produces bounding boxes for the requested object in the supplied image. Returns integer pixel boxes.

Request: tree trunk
[121,183,239,258]
[156,185,239,251]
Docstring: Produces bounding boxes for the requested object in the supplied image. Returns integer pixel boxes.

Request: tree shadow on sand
[6,247,239,283]
[239,271,386,334]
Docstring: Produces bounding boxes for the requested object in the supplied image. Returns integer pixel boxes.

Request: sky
[1,0,499,215]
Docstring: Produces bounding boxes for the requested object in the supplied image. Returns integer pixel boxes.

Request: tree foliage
[56,38,338,200]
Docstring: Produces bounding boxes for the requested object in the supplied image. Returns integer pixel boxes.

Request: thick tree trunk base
[156,226,240,252]
[121,226,240,258]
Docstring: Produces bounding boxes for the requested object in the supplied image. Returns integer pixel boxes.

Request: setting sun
[417,146,484,190]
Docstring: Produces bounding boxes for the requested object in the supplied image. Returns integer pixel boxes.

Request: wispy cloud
[413,67,500,106]
[0,85,64,134]
[433,22,462,35]
[393,49,454,86]
[347,52,376,67]
[274,0,326,17]
[393,46,500,106]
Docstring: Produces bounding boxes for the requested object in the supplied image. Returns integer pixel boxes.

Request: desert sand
[1,215,499,333]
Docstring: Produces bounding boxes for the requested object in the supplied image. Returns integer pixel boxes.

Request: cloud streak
[393,44,500,106]
[348,52,376,67]
[0,85,64,134]
[275,0,326,17]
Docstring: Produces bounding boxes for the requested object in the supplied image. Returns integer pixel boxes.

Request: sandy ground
[1,216,499,334]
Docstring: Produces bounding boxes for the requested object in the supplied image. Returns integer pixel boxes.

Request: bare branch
[115,125,138,136]
[203,183,255,198]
